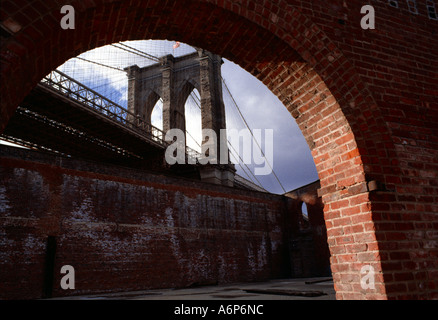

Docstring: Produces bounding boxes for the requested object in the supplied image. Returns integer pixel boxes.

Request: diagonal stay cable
[184,120,257,187]
[229,150,259,186]
[186,129,201,150]
[188,91,264,188]
[227,139,264,188]
[222,77,286,193]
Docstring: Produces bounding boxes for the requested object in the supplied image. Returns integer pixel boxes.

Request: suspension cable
[227,140,264,188]
[111,43,160,62]
[117,42,161,62]
[73,57,125,72]
[73,44,276,191]
[188,91,265,189]
[221,77,287,193]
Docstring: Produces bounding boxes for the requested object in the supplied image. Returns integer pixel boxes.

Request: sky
[220,58,318,193]
[1,40,319,194]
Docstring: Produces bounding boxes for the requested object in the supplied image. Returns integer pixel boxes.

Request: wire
[117,42,161,62]
[58,41,279,192]
[188,90,264,189]
[111,43,160,62]
[227,140,264,188]
[222,77,287,193]
[74,57,125,72]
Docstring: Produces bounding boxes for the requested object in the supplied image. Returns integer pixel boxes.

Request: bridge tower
[125,48,236,186]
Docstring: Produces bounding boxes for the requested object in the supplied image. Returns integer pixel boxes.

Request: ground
[48,277,335,300]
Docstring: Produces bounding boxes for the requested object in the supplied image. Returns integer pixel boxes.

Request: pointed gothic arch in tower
[125,48,235,186]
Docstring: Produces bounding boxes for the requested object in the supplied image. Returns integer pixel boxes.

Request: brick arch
[1,0,425,300]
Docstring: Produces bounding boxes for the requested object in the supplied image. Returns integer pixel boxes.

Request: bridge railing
[39,69,202,162]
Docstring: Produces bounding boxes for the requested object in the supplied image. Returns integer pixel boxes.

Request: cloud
[222,59,318,193]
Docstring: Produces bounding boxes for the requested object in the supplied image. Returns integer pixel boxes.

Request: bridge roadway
[1,70,200,176]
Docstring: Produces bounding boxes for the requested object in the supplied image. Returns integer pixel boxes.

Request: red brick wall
[286,181,332,277]
[1,0,437,299]
[0,146,295,299]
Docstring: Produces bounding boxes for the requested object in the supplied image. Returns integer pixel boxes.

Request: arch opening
[184,87,202,153]
[151,98,163,132]
[0,37,335,298]
[0,0,408,301]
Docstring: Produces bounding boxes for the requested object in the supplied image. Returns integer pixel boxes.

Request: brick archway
[1,0,437,300]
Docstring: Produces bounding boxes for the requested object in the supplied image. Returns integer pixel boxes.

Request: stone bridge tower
[125,48,235,186]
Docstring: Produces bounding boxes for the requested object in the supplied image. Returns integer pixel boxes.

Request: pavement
[52,277,336,300]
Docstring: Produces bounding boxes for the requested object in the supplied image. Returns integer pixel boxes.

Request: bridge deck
[1,70,200,175]
[3,85,165,167]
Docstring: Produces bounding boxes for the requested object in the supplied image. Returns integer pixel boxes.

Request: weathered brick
[1,146,331,299]
[0,0,436,301]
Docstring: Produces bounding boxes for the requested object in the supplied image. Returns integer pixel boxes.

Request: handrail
[39,70,202,162]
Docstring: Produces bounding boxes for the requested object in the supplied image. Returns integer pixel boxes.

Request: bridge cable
[221,77,287,193]
[188,91,264,188]
[73,57,126,72]
[116,42,161,62]
[226,138,265,188]
[183,118,257,185]
[111,43,160,63]
[69,45,278,192]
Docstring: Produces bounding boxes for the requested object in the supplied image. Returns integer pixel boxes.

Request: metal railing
[39,70,202,162]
